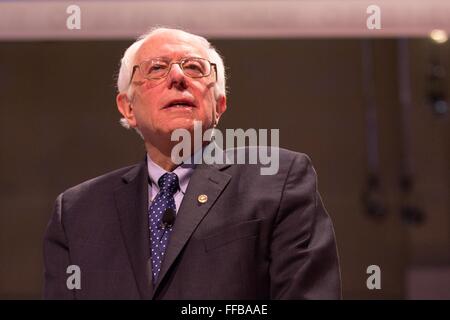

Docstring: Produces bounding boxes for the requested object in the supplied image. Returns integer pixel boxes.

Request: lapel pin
[197,194,208,204]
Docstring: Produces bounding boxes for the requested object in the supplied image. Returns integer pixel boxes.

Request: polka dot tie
[148,172,179,285]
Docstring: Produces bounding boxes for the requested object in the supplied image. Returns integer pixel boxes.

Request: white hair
[116,27,227,131]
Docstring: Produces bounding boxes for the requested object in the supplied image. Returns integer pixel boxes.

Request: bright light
[430,29,448,44]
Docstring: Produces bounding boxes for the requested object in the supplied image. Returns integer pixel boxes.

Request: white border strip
[1,0,450,40]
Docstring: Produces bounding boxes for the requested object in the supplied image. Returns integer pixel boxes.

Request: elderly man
[43,27,341,299]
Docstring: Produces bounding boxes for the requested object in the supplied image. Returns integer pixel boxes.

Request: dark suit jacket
[43,147,341,299]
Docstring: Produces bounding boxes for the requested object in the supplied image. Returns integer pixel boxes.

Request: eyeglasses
[130,57,217,83]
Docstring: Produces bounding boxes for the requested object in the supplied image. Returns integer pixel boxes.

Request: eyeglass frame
[129,57,218,84]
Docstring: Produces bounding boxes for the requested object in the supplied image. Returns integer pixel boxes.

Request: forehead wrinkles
[136,34,210,63]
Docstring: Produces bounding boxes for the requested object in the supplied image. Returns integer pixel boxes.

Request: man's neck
[145,140,208,172]
[145,142,178,172]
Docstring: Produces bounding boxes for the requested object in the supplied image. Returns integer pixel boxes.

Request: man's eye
[149,64,167,73]
[184,63,203,72]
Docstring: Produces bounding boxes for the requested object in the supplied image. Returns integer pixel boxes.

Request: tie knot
[158,172,179,195]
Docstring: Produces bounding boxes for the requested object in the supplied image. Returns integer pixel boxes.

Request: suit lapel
[152,161,232,297]
[114,161,154,299]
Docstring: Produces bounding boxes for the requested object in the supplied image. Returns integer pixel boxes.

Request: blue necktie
[149,172,179,284]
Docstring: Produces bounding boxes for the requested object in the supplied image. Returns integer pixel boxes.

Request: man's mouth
[163,100,196,109]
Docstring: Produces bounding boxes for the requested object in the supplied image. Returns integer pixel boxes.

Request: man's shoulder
[223,146,312,167]
[61,162,143,201]
[274,146,311,161]
[220,146,314,178]
[224,146,308,159]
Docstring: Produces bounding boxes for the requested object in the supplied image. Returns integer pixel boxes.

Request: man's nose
[167,63,187,89]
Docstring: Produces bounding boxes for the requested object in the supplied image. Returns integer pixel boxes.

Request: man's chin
[145,118,209,140]
[166,119,198,133]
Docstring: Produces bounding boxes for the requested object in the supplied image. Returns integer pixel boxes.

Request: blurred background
[0,0,449,299]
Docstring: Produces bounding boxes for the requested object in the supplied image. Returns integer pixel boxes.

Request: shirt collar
[146,154,195,195]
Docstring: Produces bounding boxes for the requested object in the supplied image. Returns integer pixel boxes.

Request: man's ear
[215,95,227,125]
[116,92,137,128]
